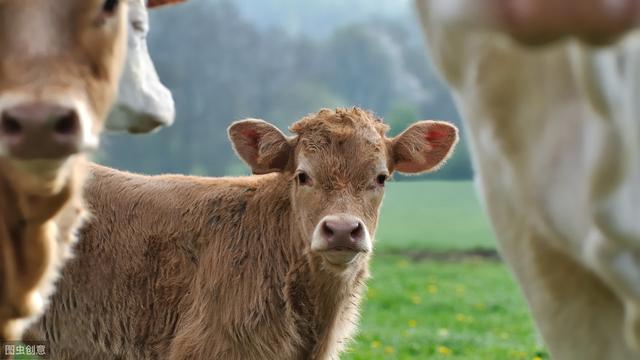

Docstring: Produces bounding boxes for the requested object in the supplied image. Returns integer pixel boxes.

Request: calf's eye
[297,171,312,186]
[103,0,120,14]
[376,174,388,186]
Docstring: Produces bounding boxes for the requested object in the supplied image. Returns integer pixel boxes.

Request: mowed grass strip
[377,181,495,252]
[345,255,548,360]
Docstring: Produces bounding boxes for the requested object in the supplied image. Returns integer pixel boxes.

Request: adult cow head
[425,0,640,44]
[106,0,185,133]
[0,0,129,194]
[229,108,458,269]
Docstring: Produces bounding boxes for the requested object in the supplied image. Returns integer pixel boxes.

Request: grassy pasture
[344,256,547,360]
[376,181,495,252]
[343,181,548,359]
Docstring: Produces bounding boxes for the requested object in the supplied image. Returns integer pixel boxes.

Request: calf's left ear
[390,121,459,174]
[228,119,292,174]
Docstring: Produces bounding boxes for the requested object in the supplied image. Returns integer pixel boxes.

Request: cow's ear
[390,121,459,174]
[147,0,185,9]
[228,119,293,174]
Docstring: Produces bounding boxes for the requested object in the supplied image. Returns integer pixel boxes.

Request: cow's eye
[376,174,388,186]
[296,171,312,186]
[103,0,120,14]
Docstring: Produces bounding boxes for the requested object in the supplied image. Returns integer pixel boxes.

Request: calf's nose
[0,103,81,159]
[320,216,366,251]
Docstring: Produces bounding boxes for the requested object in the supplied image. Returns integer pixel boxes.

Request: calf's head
[230,108,458,269]
[0,0,128,194]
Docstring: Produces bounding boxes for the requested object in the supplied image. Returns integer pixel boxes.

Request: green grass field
[376,181,495,252]
[344,256,546,360]
[343,181,548,359]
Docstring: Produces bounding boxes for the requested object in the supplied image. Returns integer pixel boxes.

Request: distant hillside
[220,0,414,39]
[113,0,471,179]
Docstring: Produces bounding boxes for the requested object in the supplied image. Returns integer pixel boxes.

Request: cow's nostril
[322,222,334,238]
[53,112,79,136]
[1,114,22,135]
[351,223,363,239]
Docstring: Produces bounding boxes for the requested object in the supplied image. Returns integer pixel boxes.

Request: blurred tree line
[100,0,473,180]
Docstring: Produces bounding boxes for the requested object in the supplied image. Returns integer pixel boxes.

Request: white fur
[106,0,175,133]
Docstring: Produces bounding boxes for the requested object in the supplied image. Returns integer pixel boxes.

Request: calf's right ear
[390,120,459,174]
[228,119,293,174]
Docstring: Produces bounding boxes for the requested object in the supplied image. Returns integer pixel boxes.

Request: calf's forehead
[291,109,390,173]
[298,128,386,157]
[295,128,390,186]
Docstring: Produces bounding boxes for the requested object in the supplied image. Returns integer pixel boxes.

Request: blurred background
[99,0,468,179]
[98,1,547,358]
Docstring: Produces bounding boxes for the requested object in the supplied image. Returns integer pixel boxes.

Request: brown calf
[0,0,130,340]
[32,108,458,359]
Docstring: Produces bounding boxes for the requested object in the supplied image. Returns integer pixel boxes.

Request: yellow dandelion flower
[474,303,487,311]
[427,285,438,294]
[371,340,381,349]
[437,345,453,356]
[408,319,417,328]
[532,357,543,360]
[411,294,422,304]
[384,346,395,354]
[455,313,467,322]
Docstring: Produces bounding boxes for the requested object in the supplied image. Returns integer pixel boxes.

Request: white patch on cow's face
[106,0,176,133]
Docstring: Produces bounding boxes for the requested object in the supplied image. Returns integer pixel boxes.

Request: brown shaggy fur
[30,108,458,359]
[0,0,128,340]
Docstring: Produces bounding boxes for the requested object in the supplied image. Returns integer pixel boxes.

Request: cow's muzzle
[311,214,372,265]
[0,97,97,160]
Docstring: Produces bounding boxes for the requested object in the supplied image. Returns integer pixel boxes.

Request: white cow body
[417,1,640,358]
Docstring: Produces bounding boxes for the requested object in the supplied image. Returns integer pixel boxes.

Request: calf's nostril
[322,222,334,238]
[1,114,22,135]
[351,223,363,239]
[53,112,79,136]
